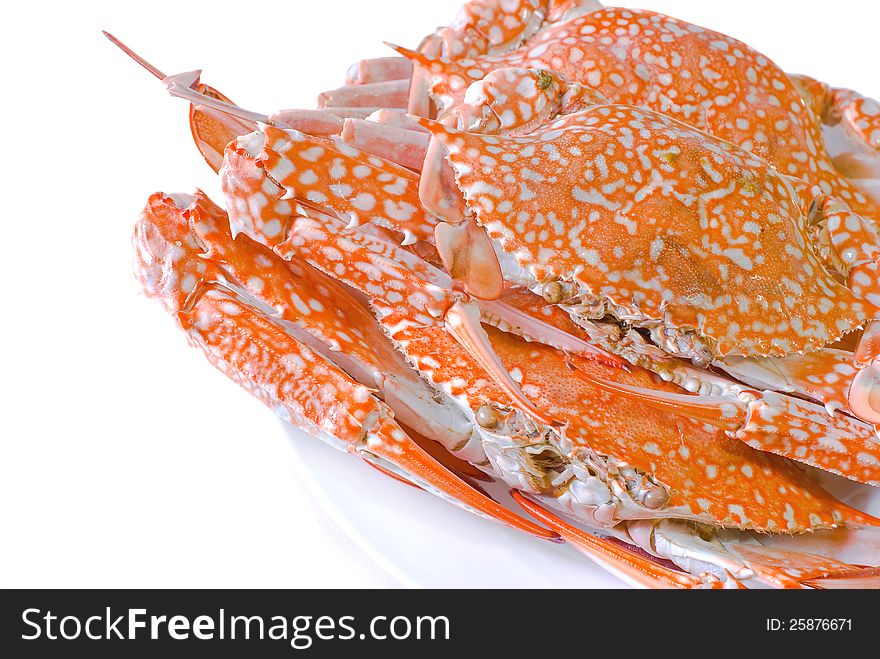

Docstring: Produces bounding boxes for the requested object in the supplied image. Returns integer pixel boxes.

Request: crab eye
[542,280,565,304]
[475,404,500,429]
[638,485,670,510]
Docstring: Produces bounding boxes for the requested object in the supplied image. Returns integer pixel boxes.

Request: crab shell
[419,102,880,360]
[407,6,879,223]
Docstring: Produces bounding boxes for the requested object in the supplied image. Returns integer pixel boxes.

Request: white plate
[282,423,628,588]
[284,421,880,588]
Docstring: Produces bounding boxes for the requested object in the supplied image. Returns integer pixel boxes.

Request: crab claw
[418,130,470,224]
[136,191,559,543]
[834,90,880,155]
[270,210,564,430]
[511,492,729,589]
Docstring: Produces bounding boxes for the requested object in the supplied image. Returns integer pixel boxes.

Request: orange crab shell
[407,6,879,222]
[419,106,878,359]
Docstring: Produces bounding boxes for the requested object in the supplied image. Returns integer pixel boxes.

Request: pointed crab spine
[103,32,259,172]
[183,190,385,386]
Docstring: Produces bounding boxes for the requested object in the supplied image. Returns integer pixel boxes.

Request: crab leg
[572,368,880,487]
[515,493,880,588]
[720,350,859,416]
[346,57,412,85]
[185,190,496,465]
[135,192,560,540]
[511,492,729,589]
[793,75,880,161]
[103,32,257,172]
[340,118,430,171]
[318,79,410,109]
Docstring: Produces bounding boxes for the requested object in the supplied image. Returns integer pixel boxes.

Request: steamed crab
[413,67,880,433]
[108,1,880,587]
[320,0,880,427]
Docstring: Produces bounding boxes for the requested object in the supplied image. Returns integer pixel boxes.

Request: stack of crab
[112,0,880,587]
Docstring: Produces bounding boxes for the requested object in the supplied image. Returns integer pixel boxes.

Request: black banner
[0,589,874,656]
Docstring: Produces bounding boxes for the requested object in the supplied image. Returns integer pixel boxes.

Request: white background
[1,0,877,588]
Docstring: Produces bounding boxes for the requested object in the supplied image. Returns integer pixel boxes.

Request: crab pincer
[133,191,559,541]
